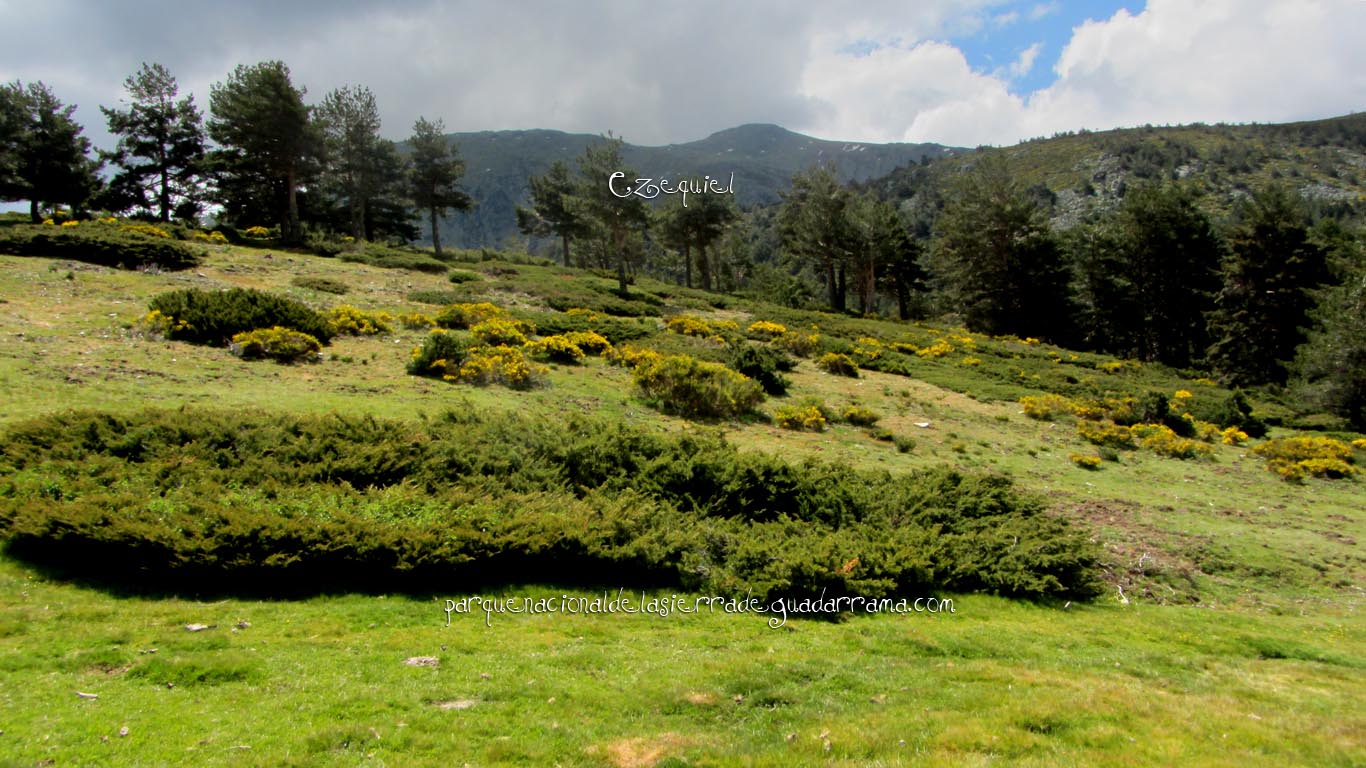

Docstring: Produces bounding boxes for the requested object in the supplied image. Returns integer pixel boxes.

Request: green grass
[0,243,1363,765]
[0,559,1360,766]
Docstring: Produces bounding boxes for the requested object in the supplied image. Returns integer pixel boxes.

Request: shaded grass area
[0,557,1360,766]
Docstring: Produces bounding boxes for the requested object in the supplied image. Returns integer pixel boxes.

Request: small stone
[404,656,439,668]
[118,726,129,738]
[76,691,98,700]
[184,623,212,632]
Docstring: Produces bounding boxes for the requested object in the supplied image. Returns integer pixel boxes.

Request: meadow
[0,239,1361,766]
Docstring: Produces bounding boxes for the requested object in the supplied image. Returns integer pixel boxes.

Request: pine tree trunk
[285,167,301,244]
[29,199,39,223]
[683,243,692,288]
[835,264,848,312]
[826,262,838,310]
[698,244,711,291]
[560,233,571,267]
[160,166,171,222]
[430,207,443,259]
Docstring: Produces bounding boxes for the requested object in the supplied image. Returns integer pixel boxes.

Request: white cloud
[1028,2,1060,21]
[1,0,1362,154]
[801,0,1366,146]
[1007,42,1043,80]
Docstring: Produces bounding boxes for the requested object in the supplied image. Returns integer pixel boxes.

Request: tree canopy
[100,63,206,222]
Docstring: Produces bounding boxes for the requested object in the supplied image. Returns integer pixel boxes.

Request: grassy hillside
[871,112,1366,227]
[429,124,956,248]
[0,242,1362,765]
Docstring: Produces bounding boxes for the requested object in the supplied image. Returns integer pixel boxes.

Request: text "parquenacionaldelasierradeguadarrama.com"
[444,589,955,629]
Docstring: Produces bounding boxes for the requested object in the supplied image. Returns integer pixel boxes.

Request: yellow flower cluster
[889,341,919,355]
[1069,453,1102,469]
[121,222,171,239]
[1076,420,1135,449]
[327,305,393,336]
[1252,436,1357,482]
[916,340,953,359]
[1130,423,1214,459]
[1221,427,1249,445]
[775,330,821,357]
[60,220,80,228]
[1098,360,1139,373]
[1020,393,1076,421]
[243,226,271,238]
[774,404,828,431]
[134,309,188,339]
[746,320,787,339]
[840,404,880,426]
[523,334,585,363]
[471,318,529,346]
[191,230,230,244]
[606,345,663,369]
[436,302,516,329]
[560,330,612,355]
[959,356,982,367]
[666,314,738,339]
[816,352,859,377]
[853,336,884,364]
[397,312,436,329]
[456,345,546,389]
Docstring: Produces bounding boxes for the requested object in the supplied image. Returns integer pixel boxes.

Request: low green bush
[729,344,793,396]
[338,244,448,273]
[291,276,350,295]
[631,354,765,419]
[0,223,201,270]
[0,408,1104,601]
[517,311,654,345]
[406,330,469,378]
[147,288,335,346]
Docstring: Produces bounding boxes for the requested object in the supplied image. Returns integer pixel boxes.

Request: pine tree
[929,155,1072,340]
[316,85,404,241]
[659,189,737,291]
[1296,266,1366,430]
[516,160,585,266]
[207,61,321,243]
[1208,186,1331,385]
[777,165,855,312]
[1,81,101,221]
[1106,183,1223,366]
[0,82,26,204]
[100,63,206,222]
[407,116,471,259]
[573,135,649,293]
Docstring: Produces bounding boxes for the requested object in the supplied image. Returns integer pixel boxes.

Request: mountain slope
[867,112,1366,227]
[431,124,958,248]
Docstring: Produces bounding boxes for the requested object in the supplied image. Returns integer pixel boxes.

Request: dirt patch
[589,732,692,768]
[1055,499,1206,604]
[429,698,478,711]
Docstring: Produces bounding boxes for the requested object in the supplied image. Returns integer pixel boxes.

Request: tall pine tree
[100,63,206,222]
[1106,184,1223,367]
[316,85,405,241]
[929,155,1072,341]
[516,160,585,266]
[407,116,471,259]
[207,61,321,243]
[1208,186,1330,385]
[1,81,100,221]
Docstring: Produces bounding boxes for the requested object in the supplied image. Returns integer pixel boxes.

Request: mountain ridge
[428,124,959,248]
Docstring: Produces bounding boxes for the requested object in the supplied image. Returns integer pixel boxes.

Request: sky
[1,0,1364,154]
